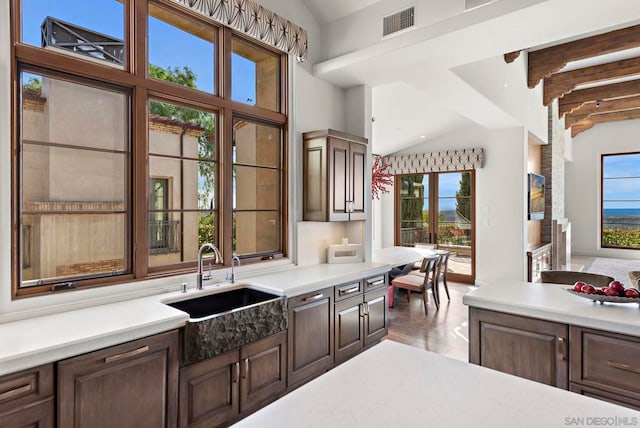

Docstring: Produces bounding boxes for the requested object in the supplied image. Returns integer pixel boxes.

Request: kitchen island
[234,340,639,427]
[463,280,640,410]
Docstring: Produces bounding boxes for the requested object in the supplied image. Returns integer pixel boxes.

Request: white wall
[377,124,529,284]
[322,0,464,60]
[0,1,351,318]
[453,54,547,143]
[566,120,640,260]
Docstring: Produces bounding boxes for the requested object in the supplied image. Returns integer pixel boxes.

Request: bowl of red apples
[566,280,640,305]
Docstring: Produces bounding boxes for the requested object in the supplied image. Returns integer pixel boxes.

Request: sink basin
[167,288,281,320]
[167,287,288,365]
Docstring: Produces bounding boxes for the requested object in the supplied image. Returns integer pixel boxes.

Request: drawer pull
[340,286,360,295]
[104,345,149,363]
[0,383,32,401]
[607,360,640,374]
[303,293,324,301]
[367,278,385,286]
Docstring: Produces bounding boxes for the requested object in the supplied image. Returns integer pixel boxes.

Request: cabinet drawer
[334,281,362,301]
[289,287,333,308]
[570,327,640,399]
[570,383,640,411]
[0,364,53,416]
[364,275,387,292]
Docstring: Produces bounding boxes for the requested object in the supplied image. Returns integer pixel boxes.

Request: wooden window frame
[600,151,640,251]
[10,0,289,298]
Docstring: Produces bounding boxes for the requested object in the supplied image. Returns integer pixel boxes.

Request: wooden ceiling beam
[564,95,640,128]
[571,108,640,137]
[504,51,521,64]
[544,56,640,106]
[528,24,640,88]
[558,78,640,117]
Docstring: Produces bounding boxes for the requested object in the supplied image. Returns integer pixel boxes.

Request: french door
[395,171,475,283]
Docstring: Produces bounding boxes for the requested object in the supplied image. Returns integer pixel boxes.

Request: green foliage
[455,173,471,221]
[401,175,425,224]
[23,77,42,92]
[149,64,197,88]
[602,228,640,249]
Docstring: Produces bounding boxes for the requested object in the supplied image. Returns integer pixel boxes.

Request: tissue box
[327,244,363,263]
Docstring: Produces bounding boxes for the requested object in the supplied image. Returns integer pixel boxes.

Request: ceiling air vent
[383,7,415,37]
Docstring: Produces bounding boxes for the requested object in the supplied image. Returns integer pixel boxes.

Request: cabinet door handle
[104,345,149,363]
[233,362,240,383]
[340,286,360,296]
[359,303,366,318]
[0,383,32,401]
[556,337,566,361]
[607,360,640,374]
[303,293,324,301]
[243,358,250,380]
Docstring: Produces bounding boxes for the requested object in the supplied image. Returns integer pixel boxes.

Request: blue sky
[420,172,468,212]
[22,0,255,102]
[603,153,640,209]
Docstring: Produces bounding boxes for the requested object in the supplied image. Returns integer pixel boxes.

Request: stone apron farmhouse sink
[166,287,287,365]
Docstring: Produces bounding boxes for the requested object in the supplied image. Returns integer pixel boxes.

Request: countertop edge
[463,289,640,338]
[0,313,188,376]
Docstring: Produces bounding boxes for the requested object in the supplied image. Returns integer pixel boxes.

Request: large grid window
[601,152,640,250]
[12,0,287,296]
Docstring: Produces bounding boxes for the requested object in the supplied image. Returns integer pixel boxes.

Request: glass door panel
[436,172,473,280]
[398,175,431,247]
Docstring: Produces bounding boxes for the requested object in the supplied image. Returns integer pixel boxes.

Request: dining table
[372,246,446,267]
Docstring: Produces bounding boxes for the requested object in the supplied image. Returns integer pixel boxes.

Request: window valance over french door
[169,0,308,61]
[383,148,485,174]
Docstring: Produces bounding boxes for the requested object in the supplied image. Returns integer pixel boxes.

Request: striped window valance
[383,148,485,175]
[169,0,308,62]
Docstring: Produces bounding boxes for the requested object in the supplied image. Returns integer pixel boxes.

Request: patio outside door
[396,171,475,283]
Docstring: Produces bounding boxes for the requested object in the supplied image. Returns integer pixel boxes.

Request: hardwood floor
[386,281,476,362]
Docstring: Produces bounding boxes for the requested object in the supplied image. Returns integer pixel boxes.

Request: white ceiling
[310,0,640,155]
[301,0,382,24]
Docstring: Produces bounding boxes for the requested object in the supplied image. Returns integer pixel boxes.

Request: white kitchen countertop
[0,262,389,376]
[234,340,639,428]
[463,279,640,337]
[242,262,389,297]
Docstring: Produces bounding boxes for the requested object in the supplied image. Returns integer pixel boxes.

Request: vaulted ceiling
[508,24,640,137]
[309,0,640,155]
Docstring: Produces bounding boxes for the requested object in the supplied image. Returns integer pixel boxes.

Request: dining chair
[435,252,451,302]
[540,270,614,287]
[391,256,439,315]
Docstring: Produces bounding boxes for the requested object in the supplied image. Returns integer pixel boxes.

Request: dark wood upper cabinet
[469,308,568,389]
[58,330,180,428]
[287,287,334,388]
[303,129,368,222]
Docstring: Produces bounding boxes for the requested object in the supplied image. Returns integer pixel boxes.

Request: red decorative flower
[372,155,393,200]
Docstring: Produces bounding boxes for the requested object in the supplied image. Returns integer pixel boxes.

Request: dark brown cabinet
[58,330,179,428]
[287,287,334,388]
[469,308,568,389]
[569,327,640,410]
[0,364,54,428]
[179,332,287,427]
[335,276,388,365]
[303,129,368,222]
